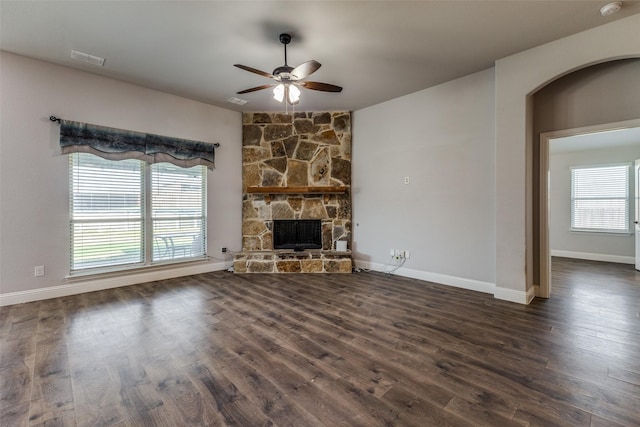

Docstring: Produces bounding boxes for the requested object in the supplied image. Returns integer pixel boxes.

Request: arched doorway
[533,59,640,298]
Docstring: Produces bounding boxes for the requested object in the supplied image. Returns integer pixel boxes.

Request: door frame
[635,159,640,271]
[538,118,640,298]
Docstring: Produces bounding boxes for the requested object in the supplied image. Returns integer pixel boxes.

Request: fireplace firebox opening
[273,219,322,251]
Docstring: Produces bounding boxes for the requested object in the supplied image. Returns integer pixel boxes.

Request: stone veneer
[234,111,352,273]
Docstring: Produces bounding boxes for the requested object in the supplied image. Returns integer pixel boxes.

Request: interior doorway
[539,119,640,298]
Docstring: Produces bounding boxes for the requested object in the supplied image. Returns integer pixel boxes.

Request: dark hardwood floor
[1,257,639,426]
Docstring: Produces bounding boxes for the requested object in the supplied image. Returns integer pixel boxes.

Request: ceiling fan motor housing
[273,65,294,81]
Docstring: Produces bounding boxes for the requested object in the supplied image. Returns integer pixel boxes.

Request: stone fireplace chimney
[234,111,352,273]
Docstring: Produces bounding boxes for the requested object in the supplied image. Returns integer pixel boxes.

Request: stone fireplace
[233,111,352,273]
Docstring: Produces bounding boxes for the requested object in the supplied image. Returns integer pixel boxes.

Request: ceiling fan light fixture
[273,84,285,102]
[273,83,301,105]
[288,84,301,104]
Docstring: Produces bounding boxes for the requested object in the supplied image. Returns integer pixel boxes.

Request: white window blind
[70,154,144,270]
[571,164,630,233]
[70,153,206,273]
[151,163,206,262]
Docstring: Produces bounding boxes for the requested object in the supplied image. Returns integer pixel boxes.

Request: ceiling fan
[234,33,342,105]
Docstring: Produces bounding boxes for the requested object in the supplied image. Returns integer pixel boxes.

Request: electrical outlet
[404,176,410,185]
[220,247,227,254]
[34,265,45,277]
[391,249,410,259]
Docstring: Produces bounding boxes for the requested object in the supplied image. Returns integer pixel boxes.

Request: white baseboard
[354,260,496,295]
[0,261,232,307]
[355,259,535,304]
[494,285,535,305]
[551,250,634,265]
[4,259,533,307]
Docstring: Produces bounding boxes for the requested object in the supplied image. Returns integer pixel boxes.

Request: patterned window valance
[55,118,217,169]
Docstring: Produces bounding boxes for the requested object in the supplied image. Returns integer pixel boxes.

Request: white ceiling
[2,1,639,112]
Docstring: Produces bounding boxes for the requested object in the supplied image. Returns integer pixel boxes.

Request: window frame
[570,162,631,234]
[69,153,207,275]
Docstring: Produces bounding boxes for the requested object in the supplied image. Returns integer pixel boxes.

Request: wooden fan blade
[299,81,343,93]
[237,84,275,94]
[291,60,321,80]
[234,64,273,78]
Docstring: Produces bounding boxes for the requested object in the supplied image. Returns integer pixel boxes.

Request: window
[70,153,206,272]
[571,163,630,233]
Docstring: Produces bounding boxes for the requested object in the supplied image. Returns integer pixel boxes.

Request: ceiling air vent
[70,49,105,67]
[227,97,248,105]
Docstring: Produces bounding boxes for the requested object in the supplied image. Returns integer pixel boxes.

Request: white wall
[495,14,640,303]
[0,52,242,304]
[352,68,496,293]
[550,145,640,263]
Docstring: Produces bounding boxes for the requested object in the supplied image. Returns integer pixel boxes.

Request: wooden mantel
[246,186,348,194]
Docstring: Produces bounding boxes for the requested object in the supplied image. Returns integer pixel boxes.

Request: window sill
[569,228,632,236]
[65,256,212,281]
